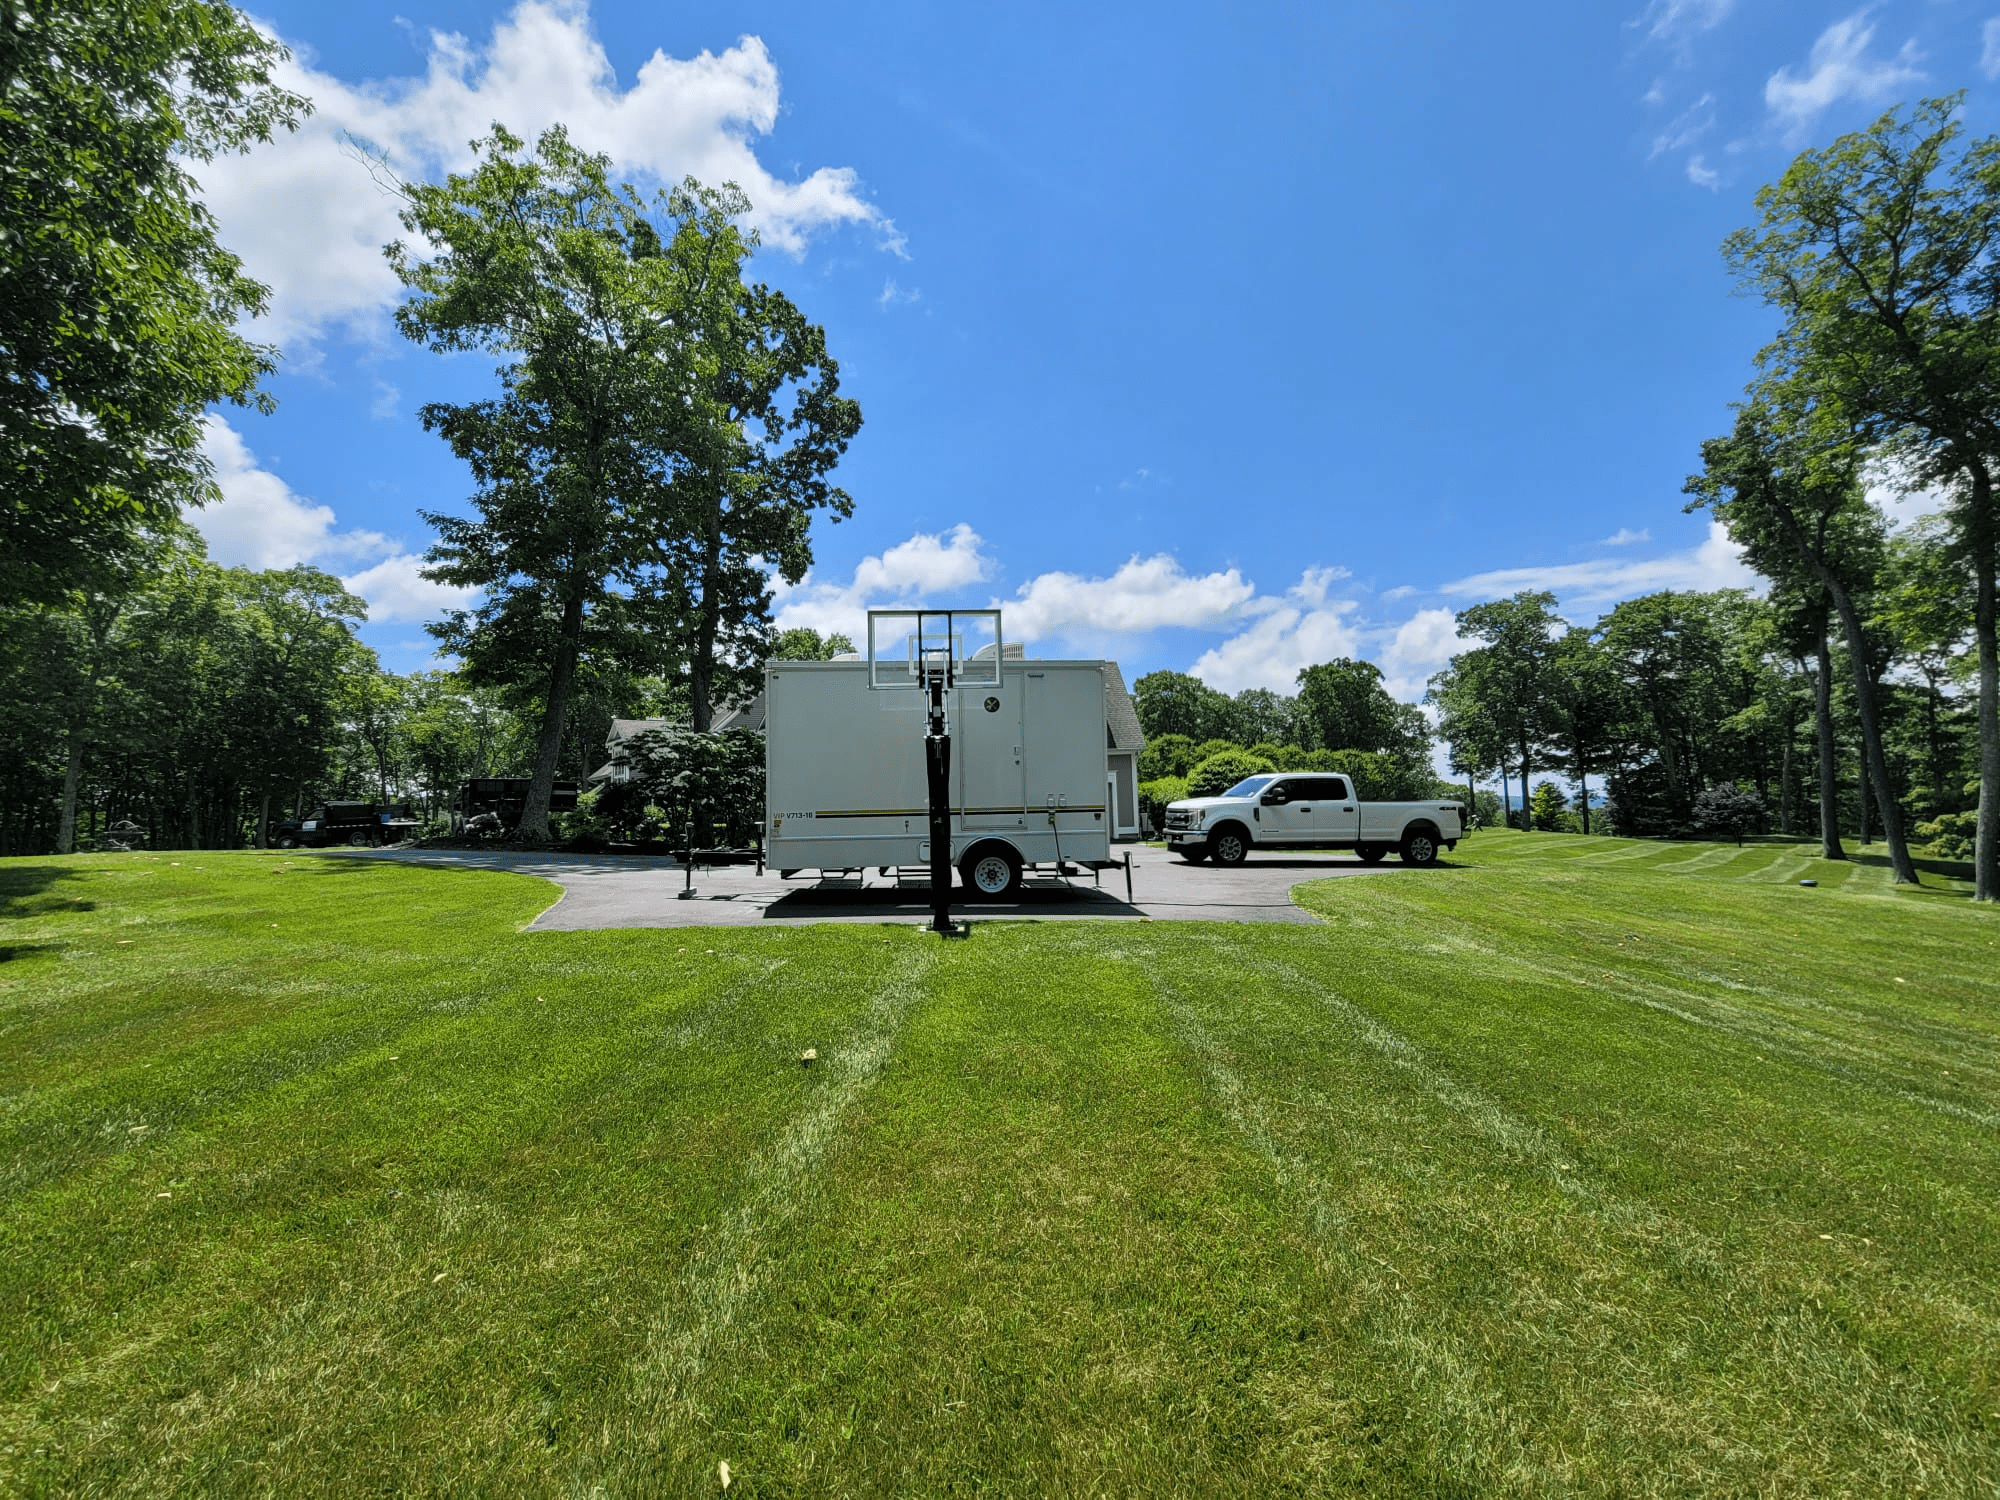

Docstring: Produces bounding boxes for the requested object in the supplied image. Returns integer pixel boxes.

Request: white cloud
[1764,12,1924,143]
[1650,93,1715,157]
[1686,154,1721,190]
[770,524,994,639]
[196,2,894,347]
[195,417,390,568]
[340,553,478,623]
[1601,526,1651,546]
[1185,568,1362,695]
[1636,0,1735,46]
[1440,522,1757,606]
[877,277,922,310]
[1864,458,1952,531]
[193,417,474,624]
[1004,554,1259,644]
[1378,608,1468,702]
[1983,18,2000,81]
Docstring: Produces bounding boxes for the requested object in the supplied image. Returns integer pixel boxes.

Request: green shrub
[1529,781,1570,832]
[1138,733,1198,781]
[1916,809,1975,860]
[1193,738,1240,766]
[1187,750,1277,798]
[1138,776,1189,832]
[1691,783,1764,845]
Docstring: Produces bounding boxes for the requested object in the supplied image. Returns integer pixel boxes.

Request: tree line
[1431,95,1998,897]
[2,2,860,853]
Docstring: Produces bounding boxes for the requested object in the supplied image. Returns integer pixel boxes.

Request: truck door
[1260,778,1318,845]
[1312,776,1359,846]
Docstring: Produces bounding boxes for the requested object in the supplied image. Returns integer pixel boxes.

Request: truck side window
[1324,777,1349,801]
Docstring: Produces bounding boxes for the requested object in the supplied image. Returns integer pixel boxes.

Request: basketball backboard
[866,609,1003,690]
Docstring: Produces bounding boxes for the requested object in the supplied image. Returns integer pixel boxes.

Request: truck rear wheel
[1400,829,1439,866]
[960,846,1022,899]
[1210,826,1250,866]
[1356,844,1386,864]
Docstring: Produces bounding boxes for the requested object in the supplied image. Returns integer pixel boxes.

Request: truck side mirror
[1260,789,1285,805]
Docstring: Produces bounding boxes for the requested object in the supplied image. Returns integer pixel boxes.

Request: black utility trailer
[275,801,419,848]
[450,778,580,833]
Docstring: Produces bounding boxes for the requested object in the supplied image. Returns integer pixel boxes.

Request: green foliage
[1310,749,1437,802]
[769,628,856,662]
[1131,670,1235,743]
[1192,738,1239,766]
[1295,658,1428,760]
[0,0,308,603]
[1916,809,1976,860]
[1137,776,1188,832]
[1186,750,1276,799]
[619,726,766,847]
[1137,733,1198,782]
[1691,783,1766,844]
[1528,781,1570,832]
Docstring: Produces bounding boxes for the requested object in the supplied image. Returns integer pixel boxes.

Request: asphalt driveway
[341,842,1428,929]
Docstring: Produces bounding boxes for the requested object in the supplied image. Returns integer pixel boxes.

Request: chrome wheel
[1212,830,1248,866]
[1402,833,1437,865]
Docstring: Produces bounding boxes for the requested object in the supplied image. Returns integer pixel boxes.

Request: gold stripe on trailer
[811,804,1107,818]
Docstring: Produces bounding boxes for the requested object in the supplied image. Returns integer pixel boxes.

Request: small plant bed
[0,831,1994,1494]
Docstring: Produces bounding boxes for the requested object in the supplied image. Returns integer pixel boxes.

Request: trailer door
[958,680,1026,830]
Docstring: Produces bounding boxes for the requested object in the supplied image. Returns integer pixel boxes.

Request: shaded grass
[0,834,1995,1496]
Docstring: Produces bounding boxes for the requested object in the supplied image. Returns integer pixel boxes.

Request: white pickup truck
[1162,772,1465,866]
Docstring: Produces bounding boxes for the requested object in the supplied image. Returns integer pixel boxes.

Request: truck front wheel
[960,847,1022,899]
[1175,846,1209,864]
[1210,826,1250,866]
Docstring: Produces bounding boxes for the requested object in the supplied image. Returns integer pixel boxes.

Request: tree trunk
[689,495,727,734]
[1814,629,1845,861]
[257,789,270,850]
[1825,575,1916,882]
[56,727,84,855]
[1500,763,1511,832]
[1518,730,1531,832]
[1973,464,2000,901]
[1858,749,1873,845]
[518,594,587,841]
[1779,706,1795,839]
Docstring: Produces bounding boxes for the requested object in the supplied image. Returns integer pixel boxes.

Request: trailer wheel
[1209,825,1250,866]
[1355,844,1386,864]
[960,846,1022,899]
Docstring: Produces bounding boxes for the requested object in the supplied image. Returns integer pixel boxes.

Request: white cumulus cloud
[192,417,474,624]
[196,2,895,347]
[340,553,478,623]
[1004,554,1258,644]
[195,417,389,569]
[1983,18,2000,81]
[770,524,994,639]
[1186,567,1363,695]
[1764,12,1924,144]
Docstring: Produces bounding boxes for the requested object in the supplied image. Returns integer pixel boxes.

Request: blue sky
[192,0,2000,699]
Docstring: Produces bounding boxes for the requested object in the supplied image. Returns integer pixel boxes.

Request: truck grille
[1164,809,1195,831]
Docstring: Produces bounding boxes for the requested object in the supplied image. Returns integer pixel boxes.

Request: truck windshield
[1223,775,1275,798]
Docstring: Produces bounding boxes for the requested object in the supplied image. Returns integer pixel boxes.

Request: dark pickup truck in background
[274,802,420,848]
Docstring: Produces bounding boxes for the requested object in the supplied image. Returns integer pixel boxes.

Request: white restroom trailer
[763,656,1115,893]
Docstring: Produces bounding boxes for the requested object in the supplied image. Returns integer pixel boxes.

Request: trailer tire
[960,845,1022,899]
[1400,825,1440,866]
[1355,843,1386,864]
[1209,824,1251,867]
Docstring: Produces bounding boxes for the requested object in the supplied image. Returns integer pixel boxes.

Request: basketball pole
[924,669,956,935]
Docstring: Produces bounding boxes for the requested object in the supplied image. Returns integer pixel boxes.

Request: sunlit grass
[0,832,1994,1495]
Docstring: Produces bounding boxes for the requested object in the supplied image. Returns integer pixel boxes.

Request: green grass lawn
[1,832,1995,1497]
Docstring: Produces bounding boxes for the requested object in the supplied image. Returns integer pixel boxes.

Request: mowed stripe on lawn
[0,832,1996,1495]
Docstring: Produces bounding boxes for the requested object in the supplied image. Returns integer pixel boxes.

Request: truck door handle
[1343,805,1354,812]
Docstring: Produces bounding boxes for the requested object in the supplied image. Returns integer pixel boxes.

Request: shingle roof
[1104,662,1145,752]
